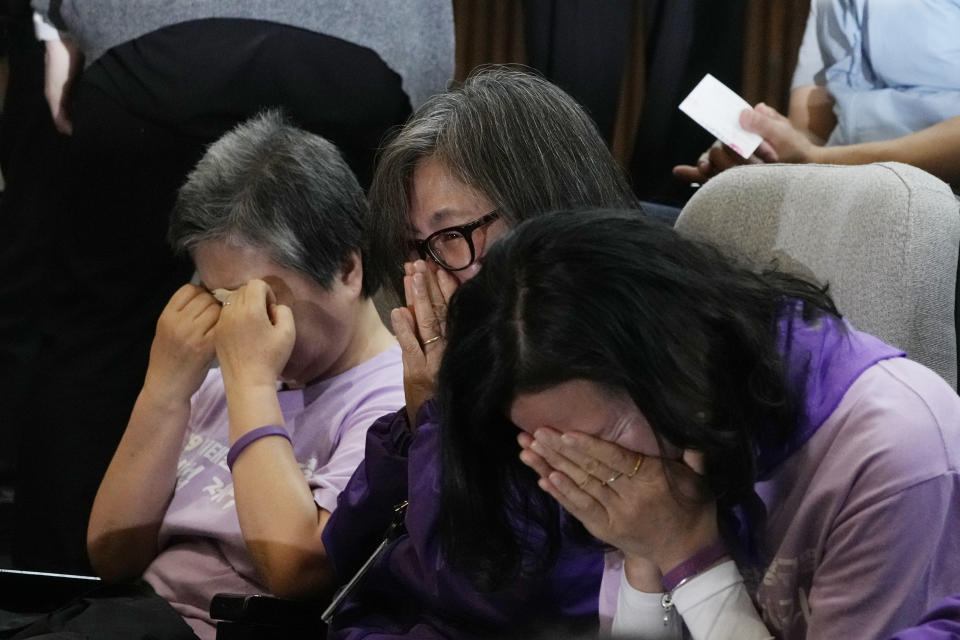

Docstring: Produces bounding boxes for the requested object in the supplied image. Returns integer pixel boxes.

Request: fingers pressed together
[393,260,460,424]
[519,427,645,498]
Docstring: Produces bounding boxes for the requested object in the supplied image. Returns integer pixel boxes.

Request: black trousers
[10,18,411,572]
[0,582,199,640]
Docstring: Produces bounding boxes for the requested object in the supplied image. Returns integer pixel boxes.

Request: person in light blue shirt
[675,0,960,189]
[792,0,960,146]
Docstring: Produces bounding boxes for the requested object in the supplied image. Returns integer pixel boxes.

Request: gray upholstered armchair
[675,162,960,390]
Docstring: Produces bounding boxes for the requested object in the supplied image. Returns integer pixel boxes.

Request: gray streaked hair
[169,110,377,296]
[368,66,639,299]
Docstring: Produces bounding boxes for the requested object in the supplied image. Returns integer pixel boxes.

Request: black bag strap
[321,500,408,624]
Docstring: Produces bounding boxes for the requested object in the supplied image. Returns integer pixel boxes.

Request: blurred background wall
[452,0,811,206]
[0,0,813,212]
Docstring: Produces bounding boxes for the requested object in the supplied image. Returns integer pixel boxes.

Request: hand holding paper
[673,74,791,185]
[679,73,763,159]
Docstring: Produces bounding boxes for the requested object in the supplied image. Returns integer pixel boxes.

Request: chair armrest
[211,593,326,640]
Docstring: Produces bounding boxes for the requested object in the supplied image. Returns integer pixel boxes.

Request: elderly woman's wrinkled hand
[392,260,459,427]
[214,279,295,389]
[144,283,221,402]
[518,427,720,577]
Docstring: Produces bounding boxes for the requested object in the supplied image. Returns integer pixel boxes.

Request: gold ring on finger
[422,335,441,346]
[627,456,645,478]
[605,471,623,486]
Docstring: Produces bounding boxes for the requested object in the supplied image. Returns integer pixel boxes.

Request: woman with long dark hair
[438,209,960,639]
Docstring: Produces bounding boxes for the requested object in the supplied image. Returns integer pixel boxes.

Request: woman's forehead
[510,380,624,421]
[407,157,494,235]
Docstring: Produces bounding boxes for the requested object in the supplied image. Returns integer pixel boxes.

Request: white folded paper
[679,73,763,159]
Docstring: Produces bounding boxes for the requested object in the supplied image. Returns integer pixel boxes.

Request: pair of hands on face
[145,280,294,401]
[518,428,720,589]
[390,260,459,427]
[673,103,820,185]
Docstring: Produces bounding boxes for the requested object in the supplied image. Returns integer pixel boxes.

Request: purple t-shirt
[142,345,404,639]
[748,356,960,639]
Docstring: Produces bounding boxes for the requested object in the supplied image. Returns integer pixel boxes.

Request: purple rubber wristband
[661,541,729,592]
[227,424,291,471]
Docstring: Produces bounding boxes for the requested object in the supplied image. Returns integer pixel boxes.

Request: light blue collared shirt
[792,0,960,146]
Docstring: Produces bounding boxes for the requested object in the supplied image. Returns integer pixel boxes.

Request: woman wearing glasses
[320,68,640,638]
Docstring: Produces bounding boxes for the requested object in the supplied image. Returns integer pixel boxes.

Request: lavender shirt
[143,345,404,640]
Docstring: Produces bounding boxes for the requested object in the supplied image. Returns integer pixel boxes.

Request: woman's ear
[339,252,363,297]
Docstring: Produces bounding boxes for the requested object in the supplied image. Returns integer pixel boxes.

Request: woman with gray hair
[1,112,405,639]
[369,66,637,298]
[320,68,642,639]
[11,0,451,574]
[370,66,640,425]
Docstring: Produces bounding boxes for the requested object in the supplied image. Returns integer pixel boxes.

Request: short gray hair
[369,67,639,298]
[169,110,377,296]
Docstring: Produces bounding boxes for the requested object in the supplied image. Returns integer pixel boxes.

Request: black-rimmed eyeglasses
[410,210,501,271]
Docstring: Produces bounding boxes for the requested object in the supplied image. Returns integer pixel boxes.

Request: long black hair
[437,209,840,589]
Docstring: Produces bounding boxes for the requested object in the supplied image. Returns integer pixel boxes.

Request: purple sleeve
[888,595,960,640]
[398,403,603,622]
[325,400,604,634]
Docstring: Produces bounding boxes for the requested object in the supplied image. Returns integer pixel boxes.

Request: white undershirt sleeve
[611,561,773,640]
[672,561,774,640]
[611,564,683,639]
